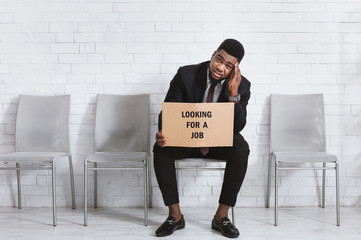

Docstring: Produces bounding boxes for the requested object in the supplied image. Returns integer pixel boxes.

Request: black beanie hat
[217,39,245,63]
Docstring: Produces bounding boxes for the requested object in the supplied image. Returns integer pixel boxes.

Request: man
[154,39,250,238]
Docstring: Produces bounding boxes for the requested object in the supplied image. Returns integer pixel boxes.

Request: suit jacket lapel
[194,61,209,103]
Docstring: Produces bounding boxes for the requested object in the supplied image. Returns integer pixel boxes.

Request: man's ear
[211,51,217,59]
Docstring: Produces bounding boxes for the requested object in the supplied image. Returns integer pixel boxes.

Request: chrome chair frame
[84,157,149,226]
[175,158,235,224]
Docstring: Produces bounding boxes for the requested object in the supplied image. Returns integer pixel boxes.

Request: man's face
[209,49,238,81]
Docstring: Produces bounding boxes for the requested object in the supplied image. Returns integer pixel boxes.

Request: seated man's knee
[233,134,250,156]
[153,143,193,162]
[153,142,161,153]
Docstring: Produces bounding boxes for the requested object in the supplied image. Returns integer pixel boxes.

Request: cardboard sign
[162,102,234,147]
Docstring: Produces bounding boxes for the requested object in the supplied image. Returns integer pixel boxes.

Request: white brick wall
[0,0,360,208]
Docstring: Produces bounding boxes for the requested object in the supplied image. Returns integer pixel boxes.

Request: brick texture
[0,0,360,208]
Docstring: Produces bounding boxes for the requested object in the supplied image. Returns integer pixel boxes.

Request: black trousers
[153,133,249,207]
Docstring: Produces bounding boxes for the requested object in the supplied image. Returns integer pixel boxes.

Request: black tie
[200,82,217,156]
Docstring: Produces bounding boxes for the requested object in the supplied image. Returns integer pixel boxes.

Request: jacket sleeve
[158,67,184,131]
[233,79,251,133]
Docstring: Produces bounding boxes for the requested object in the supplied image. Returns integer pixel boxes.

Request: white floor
[0,206,360,240]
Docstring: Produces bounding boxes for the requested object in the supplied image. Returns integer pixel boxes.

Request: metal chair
[0,95,76,226]
[266,94,340,226]
[175,158,235,224]
[84,94,150,226]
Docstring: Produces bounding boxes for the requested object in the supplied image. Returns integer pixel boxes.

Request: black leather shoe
[211,216,239,238]
[156,215,185,237]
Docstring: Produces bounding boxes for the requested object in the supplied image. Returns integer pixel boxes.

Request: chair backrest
[94,94,150,153]
[270,94,326,153]
[15,95,70,153]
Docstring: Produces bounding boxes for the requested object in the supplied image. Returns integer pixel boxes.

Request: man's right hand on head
[156,131,167,147]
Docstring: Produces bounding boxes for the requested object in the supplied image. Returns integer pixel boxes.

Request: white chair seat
[86,152,147,163]
[0,152,69,163]
[272,152,337,163]
[175,158,226,169]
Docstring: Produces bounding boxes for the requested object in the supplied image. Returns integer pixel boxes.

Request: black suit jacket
[158,61,251,134]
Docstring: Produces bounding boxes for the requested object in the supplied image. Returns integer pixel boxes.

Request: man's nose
[217,64,224,72]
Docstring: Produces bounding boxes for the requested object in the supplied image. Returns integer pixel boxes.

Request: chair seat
[0,152,69,163]
[176,158,227,167]
[272,152,337,163]
[86,152,147,163]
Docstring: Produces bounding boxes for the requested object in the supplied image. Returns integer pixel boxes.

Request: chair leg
[84,160,88,226]
[52,162,57,227]
[322,162,326,208]
[147,155,152,208]
[94,162,97,209]
[69,156,76,209]
[231,207,235,224]
[274,161,279,226]
[16,163,22,209]
[144,163,148,226]
[336,161,340,226]
[266,155,272,208]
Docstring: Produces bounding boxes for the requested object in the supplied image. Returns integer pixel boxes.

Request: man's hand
[228,63,242,97]
[155,131,167,147]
